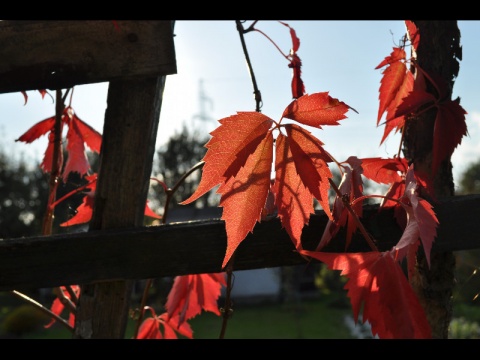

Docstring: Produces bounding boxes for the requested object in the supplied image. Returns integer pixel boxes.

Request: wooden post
[404,21,462,339]
[73,76,167,338]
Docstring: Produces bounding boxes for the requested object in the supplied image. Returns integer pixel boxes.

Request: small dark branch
[219,256,235,339]
[64,285,79,305]
[235,20,262,112]
[42,89,65,235]
[133,278,153,339]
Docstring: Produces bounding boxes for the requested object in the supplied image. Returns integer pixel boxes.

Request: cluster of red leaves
[17,96,223,339]
[137,273,226,339]
[16,105,102,182]
[18,20,467,340]
[181,92,351,268]
[375,20,467,178]
[178,20,469,339]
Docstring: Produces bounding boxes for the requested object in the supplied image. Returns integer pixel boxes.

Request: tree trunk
[403,20,462,339]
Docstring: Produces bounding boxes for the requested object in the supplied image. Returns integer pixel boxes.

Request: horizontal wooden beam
[0,194,478,292]
[0,21,176,93]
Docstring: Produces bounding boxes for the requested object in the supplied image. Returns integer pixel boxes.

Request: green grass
[187,298,354,339]
[14,295,356,339]
[9,292,480,339]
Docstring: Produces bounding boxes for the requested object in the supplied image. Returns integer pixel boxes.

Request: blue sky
[1,20,478,189]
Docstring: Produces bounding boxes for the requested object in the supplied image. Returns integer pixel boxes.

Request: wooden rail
[0,194,478,292]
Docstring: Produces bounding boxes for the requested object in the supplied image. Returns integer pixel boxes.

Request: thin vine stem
[41,89,65,235]
[219,256,235,339]
[11,290,73,333]
[236,20,262,112]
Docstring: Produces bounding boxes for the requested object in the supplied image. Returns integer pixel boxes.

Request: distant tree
[152,124,214,212]
[0,148,48,239]
[0,141,99,238]
[458,160,480,195]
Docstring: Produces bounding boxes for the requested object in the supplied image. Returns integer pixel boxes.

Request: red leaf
[395,166,439,267]
[432,99,468,175]
[300,250,431,339]
[136,308,193,339]
[361,157,408,185]
[380,70,414,144]
[289,54,305,99]
[377,59,408,124]
[16,106,102,180]
[279,21,304,99]
[165,273,226,326]
[284,124,333,220]
[375,47,407,70]
[44,285,80,329]
[137,316,162,339]
[282,92,351,128]
[273,132,315,250]
[393,90,436,119]
[217,132,274,268]
[16,117,56,144]
[405,21,420,52]
[317,157,363,251]
[181,112,273,205]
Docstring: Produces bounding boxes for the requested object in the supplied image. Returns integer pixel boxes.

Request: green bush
[1,304,50,337]
[449,317,480,339]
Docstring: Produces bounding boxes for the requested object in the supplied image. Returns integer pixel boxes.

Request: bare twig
[235,20,262,112]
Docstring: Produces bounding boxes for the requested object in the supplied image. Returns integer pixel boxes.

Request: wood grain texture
[0,194,478,292]
[0,21,176,93]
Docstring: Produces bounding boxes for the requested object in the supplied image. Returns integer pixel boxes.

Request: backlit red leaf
[377,60,408,124]
[165,273,226,326]
[396,166,439,267]
[181,112,273,205]
[285,124,333,219]
[405,21,420,52]
[300,250,431,339]
[217,132,274,268]
[279,21,304,98]
[375,47,406,70]
[316,157,363,251]
[361,157,408,185]
[432,99,468,175]
[273,132,314,250]
[137,308,193,339]
[393,90,435,119]
[282,92,350,128]
[380,70,414,144]
[44,285,80,329]
[16,106,102,180]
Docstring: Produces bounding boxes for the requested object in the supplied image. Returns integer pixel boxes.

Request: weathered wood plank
[72,75,168,338]
[0,20,176,93]
[0,194,478,292]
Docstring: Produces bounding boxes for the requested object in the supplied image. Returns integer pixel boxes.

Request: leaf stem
[219,257,234,339]
[132,278,153,339]
[236,20,262,112]
[41,89,65,235]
